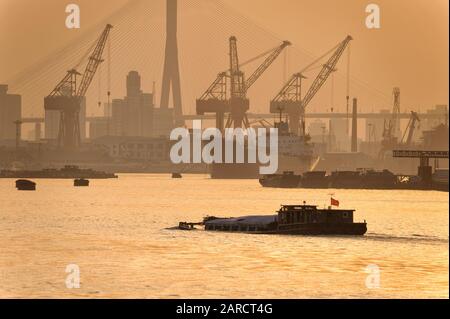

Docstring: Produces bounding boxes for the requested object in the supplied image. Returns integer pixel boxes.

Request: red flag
[331,198,340,207]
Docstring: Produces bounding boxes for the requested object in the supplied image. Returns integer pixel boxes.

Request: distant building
[92,136,171,163]
[422,124,449,150]
[308,120,327,142]
[88,102,112,140]
[111,71,154,137]
[153,107,174,137]
[425,105,448,130]
[365,109,390,143]
[89,118,109,140]
[0,85,21,141]
[329,118,349,152]
[45,97,86,140]
[104,102,112,117]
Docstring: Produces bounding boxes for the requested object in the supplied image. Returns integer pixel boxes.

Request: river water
[0,174,448,298]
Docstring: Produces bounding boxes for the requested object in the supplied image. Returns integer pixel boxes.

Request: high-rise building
[111,71,154,137]
[0,85,21,141]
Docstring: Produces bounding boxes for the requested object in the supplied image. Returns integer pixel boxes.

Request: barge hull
[275,223,367,236]
[205,223,367,236]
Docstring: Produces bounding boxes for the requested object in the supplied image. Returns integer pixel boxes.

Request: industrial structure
[379,89,423,159]
[392,87,401,139]
[351,98,358,152]
[380,88,403,154]
[197,37,291,130]
[44,24,112,149]
[393,150,449,187]
[270,35,353,137]
[401,111,421,146]
[160,0,183,127]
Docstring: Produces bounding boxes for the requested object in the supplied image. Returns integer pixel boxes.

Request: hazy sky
[0,0,448,117]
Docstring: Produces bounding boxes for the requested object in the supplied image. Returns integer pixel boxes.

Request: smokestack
[351,98,358,152]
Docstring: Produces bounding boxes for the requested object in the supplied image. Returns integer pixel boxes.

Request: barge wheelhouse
[276,205,366,235]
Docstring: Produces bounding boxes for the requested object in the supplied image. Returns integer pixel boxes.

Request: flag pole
[328,192,335,210]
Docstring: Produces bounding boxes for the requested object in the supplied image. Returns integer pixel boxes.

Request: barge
[259,168,448,191]
[0,165,118,179]
[177,203,367,236]
[259,171,301,188]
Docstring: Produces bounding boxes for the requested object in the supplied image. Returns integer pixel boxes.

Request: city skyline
[0,0,448,119]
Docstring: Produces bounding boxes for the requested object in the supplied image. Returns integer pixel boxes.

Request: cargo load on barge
[177,203,367,236]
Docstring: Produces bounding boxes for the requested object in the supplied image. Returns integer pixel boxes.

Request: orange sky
[0,0,448,116]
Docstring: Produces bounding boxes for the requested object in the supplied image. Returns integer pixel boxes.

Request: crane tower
[270,35,353,136]
[44,24,113,149]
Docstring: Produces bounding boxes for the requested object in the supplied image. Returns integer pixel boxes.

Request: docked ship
[300,171,330,188]
[210,121,315,179]
[177,203,367,236]
[0,165,118,179]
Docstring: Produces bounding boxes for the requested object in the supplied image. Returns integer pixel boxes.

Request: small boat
[172,173,183,179]
[74,178,89,187]
[16,179,36,191]
[176,203,367,236]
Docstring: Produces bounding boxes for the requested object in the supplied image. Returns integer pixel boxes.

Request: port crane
[270,35,353,136]
[197,37,291,130]
[44,24,113,149]
[381,88,402,149]
[401,111,421,146]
